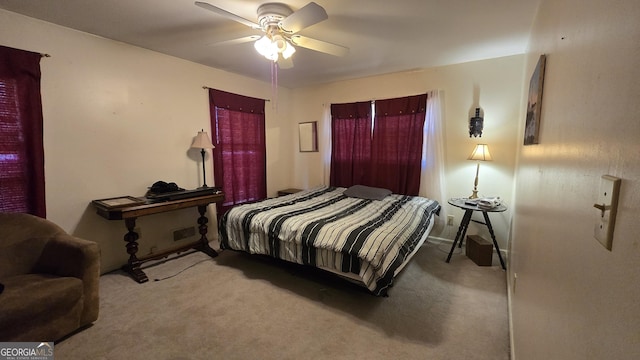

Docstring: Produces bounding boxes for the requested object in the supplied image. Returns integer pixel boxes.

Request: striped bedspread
[219,186,440,295]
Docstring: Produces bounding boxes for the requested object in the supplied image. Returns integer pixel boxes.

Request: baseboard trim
[507,276,516,360]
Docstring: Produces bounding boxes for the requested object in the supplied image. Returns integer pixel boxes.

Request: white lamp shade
[468,144,492,161]
[254,34,296,61]
[191,130,214,149]
[272,34,287,52]
[254,36,278,61]
[281,40,296,59]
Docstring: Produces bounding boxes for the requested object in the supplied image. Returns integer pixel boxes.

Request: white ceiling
[0,0,540,88]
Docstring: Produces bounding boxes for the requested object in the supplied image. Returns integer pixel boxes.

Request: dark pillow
[343,185,392,200]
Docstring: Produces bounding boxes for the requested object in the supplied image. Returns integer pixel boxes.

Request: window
[330,94,427,195]
[0,79,27,212]
[0,45,46,216]
[208,89,266,216]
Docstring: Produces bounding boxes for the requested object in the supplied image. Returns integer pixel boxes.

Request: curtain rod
[202,86,270,102]
[40,53,50,58]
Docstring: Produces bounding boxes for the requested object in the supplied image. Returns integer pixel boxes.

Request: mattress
[219,186,440,296]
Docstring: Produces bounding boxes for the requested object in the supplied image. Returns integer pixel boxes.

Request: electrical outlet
[447,215,454,226]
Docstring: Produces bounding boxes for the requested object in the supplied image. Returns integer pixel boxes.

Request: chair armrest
[35,234,101,324]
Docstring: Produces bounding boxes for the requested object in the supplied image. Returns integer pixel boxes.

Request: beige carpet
[55,240,509,360]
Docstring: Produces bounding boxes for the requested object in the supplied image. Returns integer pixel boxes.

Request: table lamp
[191,129,215,188]
[467,144,492,199]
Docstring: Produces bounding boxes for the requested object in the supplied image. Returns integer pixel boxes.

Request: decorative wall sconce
[469,108,484,138]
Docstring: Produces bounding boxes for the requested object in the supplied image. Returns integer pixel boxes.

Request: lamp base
[469,162,480,199]
[200,149,208,188]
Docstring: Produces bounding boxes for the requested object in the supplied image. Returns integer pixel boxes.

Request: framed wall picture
[524,54,546,145]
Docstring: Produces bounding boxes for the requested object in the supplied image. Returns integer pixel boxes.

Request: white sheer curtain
[320,104,332,186]
[420,90,447,232]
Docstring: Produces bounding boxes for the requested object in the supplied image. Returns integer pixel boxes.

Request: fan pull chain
[271,61,278,112]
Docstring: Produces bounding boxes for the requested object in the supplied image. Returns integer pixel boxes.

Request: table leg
[121,217,148,283]
[195,204,218,258]
[446,209,473,263]
[481,212,506,270]
[457,211,473,249]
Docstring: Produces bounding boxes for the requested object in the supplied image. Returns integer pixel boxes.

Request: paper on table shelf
[476,197,501,209]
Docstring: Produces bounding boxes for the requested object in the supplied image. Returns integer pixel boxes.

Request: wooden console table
[92,193,224,283]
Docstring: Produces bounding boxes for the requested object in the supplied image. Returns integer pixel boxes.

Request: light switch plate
[593,175,621,250]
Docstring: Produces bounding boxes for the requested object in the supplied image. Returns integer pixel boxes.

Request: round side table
[446,198,506,270]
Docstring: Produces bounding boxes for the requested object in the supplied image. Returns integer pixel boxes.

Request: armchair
[0,213,100,341]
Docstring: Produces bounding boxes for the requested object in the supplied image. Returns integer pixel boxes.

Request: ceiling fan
[195,1,349,69]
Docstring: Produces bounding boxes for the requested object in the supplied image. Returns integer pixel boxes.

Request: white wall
[510,0,640,359]
[289,55,526,247]
[0,10,294,273]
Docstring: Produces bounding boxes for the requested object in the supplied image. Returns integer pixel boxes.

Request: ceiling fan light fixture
[254,35,278,61]
[197,1,349,68]
[254,34,296,61]
[281,41,296,59]
[271,34,287,52]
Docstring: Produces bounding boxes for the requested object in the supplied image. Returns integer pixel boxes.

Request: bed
[218,186,441,296]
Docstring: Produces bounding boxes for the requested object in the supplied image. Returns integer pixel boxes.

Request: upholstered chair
[0,213,100,341]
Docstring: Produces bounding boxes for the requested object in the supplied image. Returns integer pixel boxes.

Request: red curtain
[208,89,266,216]
[329,101,372,188]
[370,94,427,195]
[0,45,45,217]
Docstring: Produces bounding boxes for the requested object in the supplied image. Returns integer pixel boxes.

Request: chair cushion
[0,273,84,341]
[0,237,49,278]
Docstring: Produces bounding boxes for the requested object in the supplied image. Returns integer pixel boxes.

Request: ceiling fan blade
[277,55,294,69]
[195,1,260,29]
[209,35,261,47]
[279,2,328,33]
[290,35,349,57]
